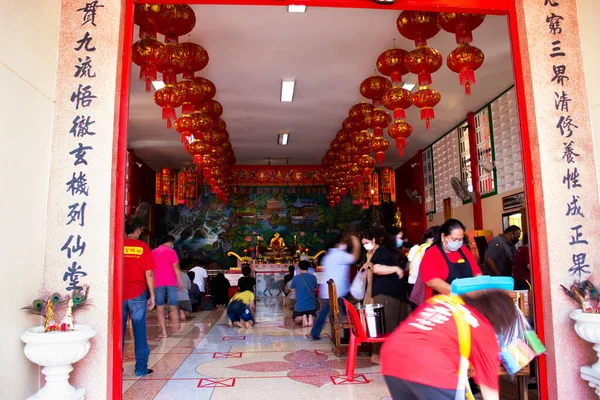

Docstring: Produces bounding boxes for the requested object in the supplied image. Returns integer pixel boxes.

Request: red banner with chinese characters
[232,166,325,186]
[380,167,396,202]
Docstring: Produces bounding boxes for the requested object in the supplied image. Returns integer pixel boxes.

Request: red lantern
[336,130,352,145]
[388,120,413,156]
[174,114,196,143]
[365,109,392,137]
[156,42,186,85]
[397,11,441,47]
[192,112,214,139]
[376,48,409,86]
[370,137,390,165]
[155,4,196,44]
[412,88,441,129]
[358,155,375,179]
[196,100,223,120]
[132,38,165,92]
[381,86,413,120]
[180,42,209,79]
[349,102,375,123]
[342,118,358,134]
[214,118,227,133]
[404,46,443,87]
[446,44,485,95]
[176,80,204,115]
[360,76,392,107]
[438,13,486,45]
[154,85,184,128]
[193,77,217,101]
[352,130,369,152]
[187,140,207,168]
[134,4,162,39]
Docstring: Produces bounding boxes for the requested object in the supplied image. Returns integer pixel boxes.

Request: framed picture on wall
[443,198,452,221]
[502,192,525,211]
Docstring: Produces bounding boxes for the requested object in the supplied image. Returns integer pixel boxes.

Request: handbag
[350,269,367,300]
[299,274,320,311]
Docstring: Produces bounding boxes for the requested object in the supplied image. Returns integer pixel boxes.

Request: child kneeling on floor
[227,287,255,329]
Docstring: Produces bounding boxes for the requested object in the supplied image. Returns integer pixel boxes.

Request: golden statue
[268,232,287,252]
[393,210,403,229]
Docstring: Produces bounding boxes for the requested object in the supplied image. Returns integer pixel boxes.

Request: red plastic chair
[342,298,388,382]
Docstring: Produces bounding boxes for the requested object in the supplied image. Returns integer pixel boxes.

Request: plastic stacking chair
[342,298,388,382]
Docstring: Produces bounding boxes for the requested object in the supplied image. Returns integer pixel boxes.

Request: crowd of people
[122,216,530,399]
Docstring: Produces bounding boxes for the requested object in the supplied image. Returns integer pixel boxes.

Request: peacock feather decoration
[22,286,90,332]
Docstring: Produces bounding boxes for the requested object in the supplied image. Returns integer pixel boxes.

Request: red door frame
[115,1,546,399]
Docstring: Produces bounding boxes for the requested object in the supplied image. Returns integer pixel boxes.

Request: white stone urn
[571,310,600,397]
[21,324,96,400]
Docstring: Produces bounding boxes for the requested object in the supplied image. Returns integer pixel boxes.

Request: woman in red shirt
[381,289,519,400]
[420,219,482,299]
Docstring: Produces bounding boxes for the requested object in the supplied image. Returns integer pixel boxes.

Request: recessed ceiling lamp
[281,79,295,102]
[373,0,395,4]
[288,5,307,12]
[152,81,165,91]
[278,131,289,145]
[402,82,416,91]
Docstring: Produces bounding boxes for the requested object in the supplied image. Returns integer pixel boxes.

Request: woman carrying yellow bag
[380,290,519,400]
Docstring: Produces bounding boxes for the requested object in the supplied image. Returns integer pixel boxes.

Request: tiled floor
[122,298,539,399]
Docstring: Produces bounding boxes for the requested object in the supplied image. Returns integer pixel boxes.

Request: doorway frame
[115,1,545,399]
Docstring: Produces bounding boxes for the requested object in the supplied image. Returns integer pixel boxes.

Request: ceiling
[127,5,514,170]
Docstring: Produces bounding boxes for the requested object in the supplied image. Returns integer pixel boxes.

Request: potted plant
[20,286,96,399]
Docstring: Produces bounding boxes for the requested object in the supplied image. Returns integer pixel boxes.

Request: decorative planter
[21,324,96,400]
[570,310,600,397]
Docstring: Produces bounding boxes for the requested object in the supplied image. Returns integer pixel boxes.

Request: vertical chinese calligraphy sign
[514,0,600,397]
[43,1,126,398]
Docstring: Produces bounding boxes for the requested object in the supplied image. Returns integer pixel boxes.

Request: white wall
[0,0,60,397]
[577,0,600,198]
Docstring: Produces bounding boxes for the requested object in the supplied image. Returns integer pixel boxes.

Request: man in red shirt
[123,218,156,376]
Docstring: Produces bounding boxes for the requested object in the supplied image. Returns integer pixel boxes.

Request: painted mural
[156,188,369,268]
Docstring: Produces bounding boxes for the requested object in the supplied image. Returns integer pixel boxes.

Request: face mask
[396,238,404,248]
[445,240,463,252]
[363,242,374,251]
[338,244,348,251]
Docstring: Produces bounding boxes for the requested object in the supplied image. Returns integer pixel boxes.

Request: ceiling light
[281,79,295,102]
[278,132,289,145]
[152,81,165,91]
[288,5,306,12]
[402,82,416,91]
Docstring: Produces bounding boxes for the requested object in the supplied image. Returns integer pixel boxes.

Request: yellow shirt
[229,290,254,305]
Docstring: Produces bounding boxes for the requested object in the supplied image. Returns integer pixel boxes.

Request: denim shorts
[155,285,178,306]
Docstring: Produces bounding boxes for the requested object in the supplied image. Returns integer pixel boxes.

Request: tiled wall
[432,128,462,212]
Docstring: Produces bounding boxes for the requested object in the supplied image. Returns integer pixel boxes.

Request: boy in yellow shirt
[227,288,255,329]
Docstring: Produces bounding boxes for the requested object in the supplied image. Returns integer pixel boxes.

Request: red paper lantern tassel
[374,127,384,137]
[418,72,432,87]
[182,102,195,115]
[373,99,382,108]
[162,72,177,86]
[162,107,177,129]
[140,64,157,93]
[139,26,157,40]
[459,69,476,95]
[394,108,406,120]
[420,107,435,129]
[395,137,407,156]
[414,33,428,48]
[456,28,473,45]
[391,71,403,87]
[376,152,385,165]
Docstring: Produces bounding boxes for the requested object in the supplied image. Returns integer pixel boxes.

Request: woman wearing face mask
[360,229,404,364]
[420,219,482,300]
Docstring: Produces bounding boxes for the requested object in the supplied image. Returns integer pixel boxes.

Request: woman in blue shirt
[290,260,318,327]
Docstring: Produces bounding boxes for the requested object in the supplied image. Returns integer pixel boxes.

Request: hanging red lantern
[349,102,375,123]
[193,77,217,101]
[192,112,214,139]
[156,42,186,86]
[196,99,223,120]
[412,88,441,129]
[370,137,390,165]
[438,13,486,45]
[336,130,352,145]
[352,130,369,152]
[404,46,443,87]
[388,120,413,156]
[360,76,392,107]
[397,11,441,47]
[134,4,163,39]
[381,86,413,120]
[365,109,392,137]
[376,48,409,86]
[155,4,196,44]
[132,38,165,92]
[214,118,227,133]
[180,42,209,80]
[342,118,358,134]
[446,44,485,95]
[358,155,375,179]
[174,114,196,143]
[154,85,184,129]
[176,79,204,115]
